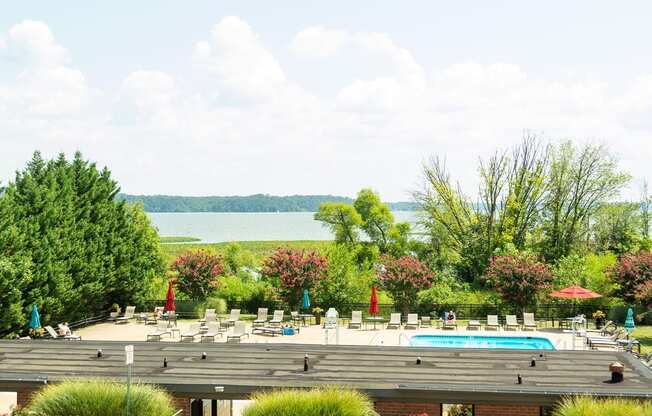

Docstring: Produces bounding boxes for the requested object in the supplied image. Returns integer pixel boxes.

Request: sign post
[125,345,134,416]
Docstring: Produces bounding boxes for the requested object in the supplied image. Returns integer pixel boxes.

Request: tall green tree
[0,151,164,334]
[314,202,363,243]
[540,142,630,260]
[354,189,394,249]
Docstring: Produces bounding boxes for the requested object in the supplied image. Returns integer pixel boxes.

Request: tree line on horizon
[117,193,419,213]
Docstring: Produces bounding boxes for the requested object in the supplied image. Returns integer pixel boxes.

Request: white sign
[125,345,134,365]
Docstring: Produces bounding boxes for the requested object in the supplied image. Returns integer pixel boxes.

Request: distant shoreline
[119,193,419,213]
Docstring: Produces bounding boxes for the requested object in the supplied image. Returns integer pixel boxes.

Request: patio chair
[349,311,362,329]
[486,315,501,331]
[222,309,241,328]
[522,313,537,331]
[45,325,81,341]
[227,321,250,343]
[505,315,520,331]
[145,306,164,325]
[115,306,136,324]
[201,322,224,343]
[587,329,626,349]
[147,321,172,341]
[420,316,432,328]
[291,311,303,326]
[199,309,216,324]
[269,310,284,327]
[180,324,201,342]
[252,308,268,328]
[405,314,419,330]
[466,320,482,330]
[386,313,402,329]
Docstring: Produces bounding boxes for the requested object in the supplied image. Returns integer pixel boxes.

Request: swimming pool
[409,334,555,350]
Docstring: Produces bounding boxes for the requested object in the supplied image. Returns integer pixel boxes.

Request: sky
[1,1,652,201]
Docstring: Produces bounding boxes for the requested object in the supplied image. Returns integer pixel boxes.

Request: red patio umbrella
[550,285,602,299]
[369,286,379,316]
[164,281,176,312]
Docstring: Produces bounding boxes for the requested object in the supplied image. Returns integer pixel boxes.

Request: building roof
[0,340,650,405]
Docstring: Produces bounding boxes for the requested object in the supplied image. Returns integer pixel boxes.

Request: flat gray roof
[0,340,650,405]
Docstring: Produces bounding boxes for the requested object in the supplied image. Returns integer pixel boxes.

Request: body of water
[148,211,418,243]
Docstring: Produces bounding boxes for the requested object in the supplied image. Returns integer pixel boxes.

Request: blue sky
[1,1,652,199]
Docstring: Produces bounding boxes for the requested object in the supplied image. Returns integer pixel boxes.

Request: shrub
[484,253,552,309]
[378,255,435,315]
[170,249,224,300]
[553,396,652,416]
[261,248,327,310]
[194,296,227,317]
[25,380,174,416]
[315,244,374,310]
[242,387,377,416]
[610,251,652,303]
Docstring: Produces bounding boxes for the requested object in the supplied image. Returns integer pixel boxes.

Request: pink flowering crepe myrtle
[261,248,327,309]
[378,255,435,315]
[170,249,224,300]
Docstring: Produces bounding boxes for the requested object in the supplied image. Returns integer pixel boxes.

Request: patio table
[364,316,386,330]
[298,314,314,326]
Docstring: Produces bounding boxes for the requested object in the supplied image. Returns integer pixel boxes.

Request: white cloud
[2,18,652,200]
[290,26,350,58]
[192,16,287,101]
[6,20,68,66]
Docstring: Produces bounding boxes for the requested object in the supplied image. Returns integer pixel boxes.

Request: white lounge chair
[290,311,303,326]
[486,315,501,331]
[180,324,201,342]
[349,311,362,329]
[201,322,223,343]
[223,309,240,328]
[115,306,136,324]
[505,315,520,331]
[199,309,216,324]
[147,321,172,341]
[269,310,284,327]
[145,307,164,325]
[227,321,249,343]
[386,313,402,329]
[466,320,482,330]
[45,325,81,341]
[522,313,537,331]
[405,314,419,330]
[252,308,268,328]
[420,316,432,328]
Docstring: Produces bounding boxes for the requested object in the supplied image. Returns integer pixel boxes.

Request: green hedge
[242,387,378,416]
[554,396,652,416]
[23,380,175,416]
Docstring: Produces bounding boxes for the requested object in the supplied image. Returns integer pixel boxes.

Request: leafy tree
[170,250,224,300]
[261,248,327,309]
[484,253,552,309]
[314,203,363,243]
[354,188,395,249]
[635,280,652,309]
[540,142,630,260]
[0,152,163,333]
[378,255,435,314]
[590,202,642,255]
[314,244,373,310]
[610,251,652,303]
[0,258,30,337]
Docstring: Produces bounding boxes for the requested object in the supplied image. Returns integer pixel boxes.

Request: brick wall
[171,395,192,415]
[16,389,37,409]
[474,404,540,416]
[374,401,441,416]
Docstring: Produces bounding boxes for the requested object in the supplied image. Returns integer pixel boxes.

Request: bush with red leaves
[378,255,435,314]
[485,254,552,308]
[170,250,224,300]
[610,251,652,303]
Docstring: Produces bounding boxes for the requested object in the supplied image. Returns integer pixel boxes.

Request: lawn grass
[632,325,652,355]
[159,236,201,243]
[160,240,333,264]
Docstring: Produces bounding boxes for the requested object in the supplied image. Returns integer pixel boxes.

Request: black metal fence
[141,299,650,323]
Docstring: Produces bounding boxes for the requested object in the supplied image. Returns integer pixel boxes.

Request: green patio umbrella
[624,307,636,334]
[29,304,41,330]
[302,288,311,311]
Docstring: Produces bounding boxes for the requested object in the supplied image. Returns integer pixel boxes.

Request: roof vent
[609,361,624,383]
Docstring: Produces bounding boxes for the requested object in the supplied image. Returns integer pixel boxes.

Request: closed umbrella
[302,289,311,311]
[29,304,41,330]
[164,281,176,312]
[624,307,636,334]
[369,286,379,316]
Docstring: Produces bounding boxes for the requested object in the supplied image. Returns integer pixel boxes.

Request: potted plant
[592,310,606,329]
[312,307,323,325]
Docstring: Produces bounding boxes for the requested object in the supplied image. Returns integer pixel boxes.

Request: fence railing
[141,300,648,323]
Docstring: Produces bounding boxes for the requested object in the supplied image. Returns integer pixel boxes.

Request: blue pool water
[410,335,555,350]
